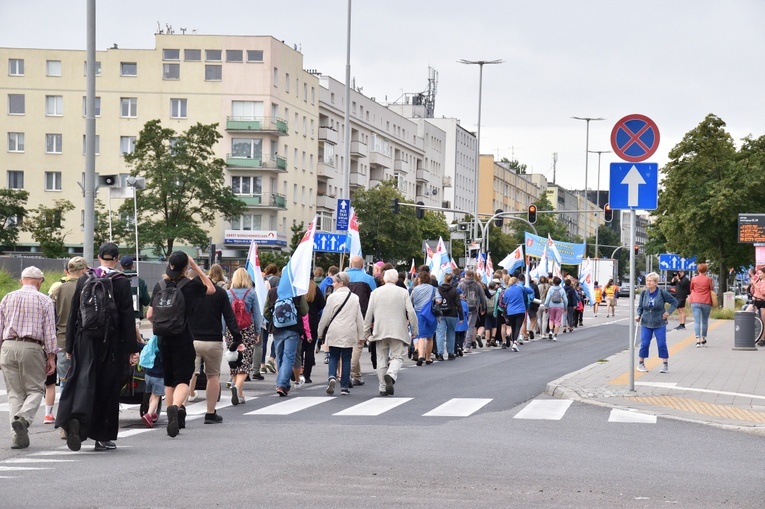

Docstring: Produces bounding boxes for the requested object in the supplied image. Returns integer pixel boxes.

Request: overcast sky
[2,1,763,191]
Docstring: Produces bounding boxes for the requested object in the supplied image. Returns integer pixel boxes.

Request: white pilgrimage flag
[277,215,318,298]
[245,241,268,314]
[345,206,363,257]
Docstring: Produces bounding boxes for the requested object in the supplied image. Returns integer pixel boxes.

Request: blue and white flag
[344,206,363,257]
[245,241,268,314]
[277,215,318,299]
[578,258,595,305]
[498,245,524,274]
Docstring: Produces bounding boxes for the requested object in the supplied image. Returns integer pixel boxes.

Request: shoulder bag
[319,291,352,340]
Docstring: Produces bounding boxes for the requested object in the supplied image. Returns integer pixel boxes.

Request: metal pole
[589,149,611,259]
[83,0,96,260]
[342,0,352,204]
[133,187,139,278]
[629,209,636,391]
[572,116,604,258]
[107,187,113,242]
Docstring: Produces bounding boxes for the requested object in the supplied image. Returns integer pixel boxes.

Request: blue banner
[524,232,585,265]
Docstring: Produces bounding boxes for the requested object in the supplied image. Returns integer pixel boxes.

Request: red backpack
[230,290,252,330]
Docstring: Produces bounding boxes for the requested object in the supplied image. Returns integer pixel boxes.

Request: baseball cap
[119,255,134,268]
[166,251,189,278]
[98,242,119,261]
[67,256,88,271]
[21,266,44,280]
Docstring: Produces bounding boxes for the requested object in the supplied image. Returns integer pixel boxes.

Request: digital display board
[738,214,765,243]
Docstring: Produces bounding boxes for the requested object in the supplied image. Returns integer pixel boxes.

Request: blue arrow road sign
[336,199,350,231]
[313,232,348,253]
[609,162,659,210]
[659,253,697,271]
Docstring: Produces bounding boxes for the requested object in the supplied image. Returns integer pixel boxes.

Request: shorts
[56,350,71,383]
[144,373,165,396]
[193,340,223,377]
[606,296,616,307]
[45,371,56,386]
[483,314,497,330]
[160,339,196,388]
[676,296,687,308]
[754,298,765,310]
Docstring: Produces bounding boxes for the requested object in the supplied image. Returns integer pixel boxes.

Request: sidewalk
[545,318,765,435]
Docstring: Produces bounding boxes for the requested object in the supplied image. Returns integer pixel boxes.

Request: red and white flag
[277,215,318,298]
[345,206,363,257]
[245,241,268,314]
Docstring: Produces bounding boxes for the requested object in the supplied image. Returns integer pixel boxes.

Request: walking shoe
[340,389,351,396]
[296,375,305,388]
[352,378,365,386]
[252,372,265,381]
[141,413,154,428]
[529,331,535,340]
[660,362,669,373]
[166,405,180,438]
[501,343,508,349]
[417,357,425,366]
[231,386,239,406]
[384,374,395,396]
[204,412,223,424]
[548,332,553,340]
[436,354,445,361]
[512,343,519,352]
[326,377,336,395]
[637,363,649,372]
[151,413,159,423]
[94,440,116,451]
[260,367,268,375]
[701,339,707,346]
[10,418,29,450]
[518,337,525,345]
[695,341,701,348]
[675,324,686,330]
[66,419,81,451]
[187,390,198,402]
[276,387,289,397]
[43,414,55,425]
[476,335,484,348]
[448,353,456,360]
[379,391,388,396]
[304,378,313,384]
[552,335,558,341]
[178,406,186,429]
[457,348,463,357]
[266,360,277,373]
[324,353,329,364]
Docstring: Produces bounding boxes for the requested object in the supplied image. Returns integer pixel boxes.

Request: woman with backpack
[225,268,263,405]
[543,276,568,341]
[435,273,463,359]
[411,271,438,366]
[501,277,534,351]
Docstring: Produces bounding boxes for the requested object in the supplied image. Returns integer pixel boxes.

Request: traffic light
[603,203,613,223]
[391,198,399,214]
[494,208,504,228]
[415,201,425,220]
[634,244,640,255]
[528,204,537,224]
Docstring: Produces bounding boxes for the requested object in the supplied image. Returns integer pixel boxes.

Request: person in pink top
[689,263,714,347]
[749,267,765,345]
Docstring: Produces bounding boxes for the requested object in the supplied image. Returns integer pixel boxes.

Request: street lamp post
[571,116,604,258]
[588,149,611,259]
[460,58,503,243]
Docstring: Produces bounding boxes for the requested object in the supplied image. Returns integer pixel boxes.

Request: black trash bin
[733,310,757,350]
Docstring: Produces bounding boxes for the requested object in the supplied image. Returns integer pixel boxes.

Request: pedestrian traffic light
[528,204,537,224]
[603,203,613,223]
[494,208,504,228]
[415,201,425,220]
[391,198,399,214]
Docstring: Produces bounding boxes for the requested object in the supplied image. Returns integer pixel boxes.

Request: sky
[2,0,764,192]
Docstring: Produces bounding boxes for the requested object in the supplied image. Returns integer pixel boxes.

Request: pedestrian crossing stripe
[333,397,412,416]
[514,399,573,420]
[423,398,492,417]
[245,396,331,415]
[608,409,657,423]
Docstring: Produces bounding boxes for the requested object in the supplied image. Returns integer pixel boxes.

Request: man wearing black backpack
[57,243,139,452]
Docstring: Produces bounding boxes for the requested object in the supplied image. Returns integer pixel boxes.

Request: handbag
[710,290,718,307]
[430,286,443,317]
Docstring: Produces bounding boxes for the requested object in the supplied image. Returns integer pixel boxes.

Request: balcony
[416,168,430,183]
[350,140,368,158]
[394,159,410,174]
[369,149,392,168]
[318,126,338,145]
[349,171,365,188]
[316,193,336,210]
[226,116,288,135]
[237,193,287,210]
[317,156,336,180]
[226,154,287,172]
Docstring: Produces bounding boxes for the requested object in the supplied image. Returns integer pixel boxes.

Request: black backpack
[438,288,454,314]
[79,269,121,338]
[151,279,190,336]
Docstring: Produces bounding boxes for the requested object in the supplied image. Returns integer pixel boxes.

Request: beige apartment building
[1,34,319,257]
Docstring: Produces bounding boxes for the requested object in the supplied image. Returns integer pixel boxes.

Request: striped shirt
[0,284,57,354]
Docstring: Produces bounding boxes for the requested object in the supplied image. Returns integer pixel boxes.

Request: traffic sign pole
[629,209,636,392]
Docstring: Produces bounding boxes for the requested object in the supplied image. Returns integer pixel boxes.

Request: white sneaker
[637,363,649,372]
[511,343,519,352]
[660,363,668,373]
[187,391,198,402]
[552,335,558,341]
[296,375,305,388]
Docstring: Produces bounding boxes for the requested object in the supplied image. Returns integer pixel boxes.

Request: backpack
[438,288,454,314]
[139,335,159,369]
[79,269,120,338]
[465,282,479,310]
[151,278,190,336]
[230,289,252,330]
[272,297,298,328]
[550,287,563,304]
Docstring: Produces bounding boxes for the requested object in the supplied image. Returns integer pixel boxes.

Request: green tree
[0,189,28,248]
[508,194,569,246]
[122,120,246,257]
[500,157,527,175]
[23,199,75,258]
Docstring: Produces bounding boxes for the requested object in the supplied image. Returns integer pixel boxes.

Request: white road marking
[635,383,765,401]
[183,400,234,415]
[333,397,412,416]
[608,409,657,423]
[514,399,573,420]
[118,428,155,438]
[423,398,492,417]
[245,397,333,415]
[2,458,76,463]
[0,466,53,471]
[29,450,85,456]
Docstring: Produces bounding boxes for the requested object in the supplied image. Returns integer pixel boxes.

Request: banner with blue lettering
[524,232,585,265]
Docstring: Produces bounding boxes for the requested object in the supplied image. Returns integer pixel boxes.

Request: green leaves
[0,189,28,248]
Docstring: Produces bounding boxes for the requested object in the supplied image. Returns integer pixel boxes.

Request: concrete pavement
[546,316,765,434]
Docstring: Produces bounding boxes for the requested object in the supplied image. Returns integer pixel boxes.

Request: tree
[0,189,28,249]
[500,157,527,175]
[122,120,246,257]
[507,194,569,246]
[23,199,75,258]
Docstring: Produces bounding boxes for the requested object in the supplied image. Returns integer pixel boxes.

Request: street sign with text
[336,199,350,231]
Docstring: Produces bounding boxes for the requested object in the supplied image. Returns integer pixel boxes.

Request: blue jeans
[273,329,300,390]
[691,303,711,338]
[436,316,457,355]
[639,325,668,360]
[328,346,352,390]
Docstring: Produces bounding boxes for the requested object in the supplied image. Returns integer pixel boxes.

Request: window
[162,49,180,60]
[120,62,137,76]
[226,50,243,62]
[205,50,222,61]
[81,96,101,117]
[120,136,136,155]
[184,49,201,61]
[46,60,62,76]
[293,184,297,203]
[45,171,62,191]
[231,138,262,159]
[231,100,263,120]
[8,59,23,76]
[231,175,262,195]
[8,94,24,115]
[231,213,262,231]
[8,133,24,152]
[310,119,315,137]
[247,50,263,62]
[83,61,101,76]
[7,171,23,189]
[303,83,308,101]
[163,63,180,80]
[311,87,315,105]
[273,67,278,87]
[81,134,99,154]
[170,98,187,118]
[46,95,63,116]
[120,97,137,117]
[205,65,222,81]
[46,134,63,154]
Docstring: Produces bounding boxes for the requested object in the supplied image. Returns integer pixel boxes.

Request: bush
[0,269,65,300]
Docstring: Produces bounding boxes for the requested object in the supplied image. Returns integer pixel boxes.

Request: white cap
[21,266,44,280]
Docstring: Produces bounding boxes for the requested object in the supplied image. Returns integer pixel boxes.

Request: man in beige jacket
[364,269,418,396]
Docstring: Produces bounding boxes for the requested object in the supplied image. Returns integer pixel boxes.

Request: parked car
[618,282,631,297]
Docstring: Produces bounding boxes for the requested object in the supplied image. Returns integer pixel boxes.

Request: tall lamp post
[588,149,611,259]
[460,58,503,244]
[571,116,604,258]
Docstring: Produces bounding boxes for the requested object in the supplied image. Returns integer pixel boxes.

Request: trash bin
[733,310,757,351]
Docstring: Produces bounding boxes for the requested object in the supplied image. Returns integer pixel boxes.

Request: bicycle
[742,302,764,346]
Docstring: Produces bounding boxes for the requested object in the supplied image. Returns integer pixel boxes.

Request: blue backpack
[139,335,159,369]
[272,297,298,328]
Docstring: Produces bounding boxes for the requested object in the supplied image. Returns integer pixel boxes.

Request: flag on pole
[277,215,318,299]
[431,236,451,282]
[425,244,435,271]
[450,257,459,273]
[245,241,268,314]
[409,258,417,278]
[344,206,363,257]
[530,244,548,280]
[579,258,595,305]
[498,245,524,273]
[547,234,562,266]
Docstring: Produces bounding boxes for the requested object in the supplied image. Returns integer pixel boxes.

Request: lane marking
[29,451,85,456]
[184,400,235,415]
[333,398,412,416]
[608,409,657,423]
[0,466,53,471]
[2,458,76,463]
[423,398,492,417]
[118,428,156,438]
[514,399,573,420]
[245,397,332,416]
